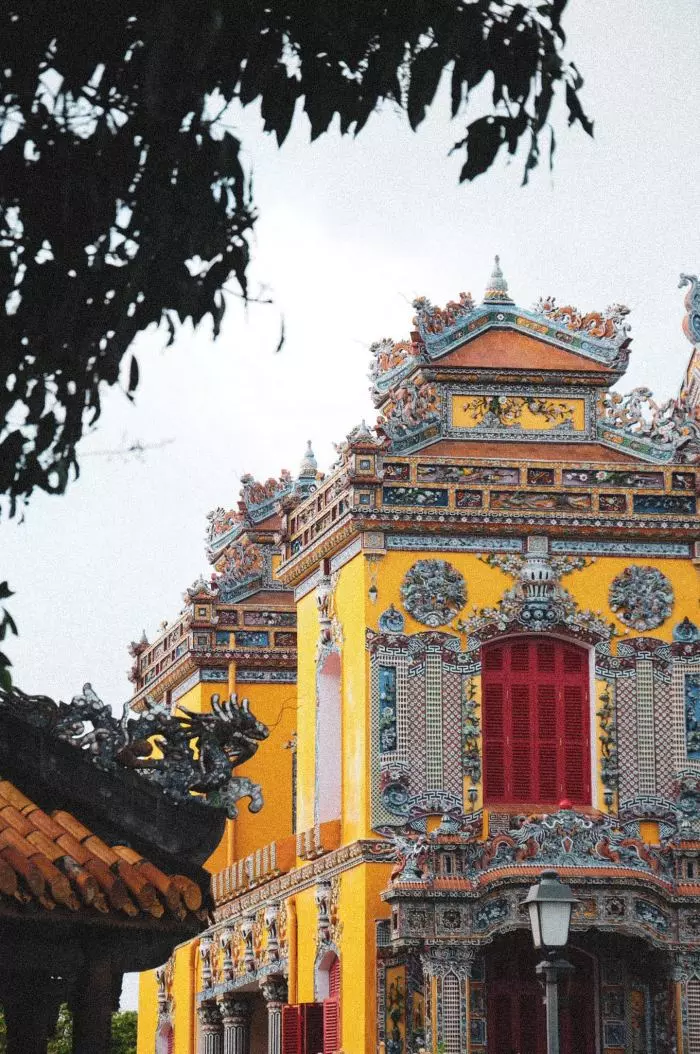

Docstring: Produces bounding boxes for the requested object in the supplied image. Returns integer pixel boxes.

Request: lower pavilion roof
[0,779,204,922]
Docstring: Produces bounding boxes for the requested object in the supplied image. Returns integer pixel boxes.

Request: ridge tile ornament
[400,560,466,627]
[533,296,631,343]
[598,386,700,464]
[0,683,269,818]
[608,566,674,631]
[680,273,700,345]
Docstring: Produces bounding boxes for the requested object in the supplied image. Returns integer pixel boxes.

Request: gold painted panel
[452,394,585,431]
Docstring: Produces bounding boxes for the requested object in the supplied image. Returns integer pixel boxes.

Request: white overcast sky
[3,0,699,1010]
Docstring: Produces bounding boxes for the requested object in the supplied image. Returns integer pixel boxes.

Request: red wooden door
[487,940,595,1054]
[482,637,590,806]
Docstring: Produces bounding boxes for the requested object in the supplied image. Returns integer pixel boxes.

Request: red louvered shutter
[482,637,590,807]
[483,676,506,801]
[323,1000,339,1054]
[322,958,340,1054]
[301,1003,324,1054]
[328,958,340,1000]
[282,1006,302,1054]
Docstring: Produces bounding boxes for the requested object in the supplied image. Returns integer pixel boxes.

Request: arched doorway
[486,933,596,1054]
[481,635,591,807]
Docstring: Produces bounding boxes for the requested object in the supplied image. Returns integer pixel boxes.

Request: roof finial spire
[483,254,513,303]
[298,440,317,479]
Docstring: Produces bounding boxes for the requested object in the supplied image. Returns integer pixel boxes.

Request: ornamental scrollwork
[597,683,618,793]
[461,678,481,786]
[400,560,466,627]
[0,683,269,819]
[608,566,674,631]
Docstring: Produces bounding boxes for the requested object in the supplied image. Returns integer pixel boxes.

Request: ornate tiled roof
[0,779,204,919]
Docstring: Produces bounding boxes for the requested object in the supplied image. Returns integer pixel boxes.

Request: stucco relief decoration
[608,566,674,631]
[155,956,175,1020]
[598,386,700,464]
[378,604,405,634]
[461,678,481,786]
[680,273,700,345]
[457,551,610,643]
[463,808,666,876]
[597,683,618,793]
[376,375,441,443]
[400,560,466,627]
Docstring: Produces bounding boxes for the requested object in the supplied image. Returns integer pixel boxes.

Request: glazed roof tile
[0,779,203,921]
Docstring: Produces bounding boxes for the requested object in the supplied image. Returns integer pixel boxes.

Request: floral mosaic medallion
[400,559,466,627]
[608,565,674,631]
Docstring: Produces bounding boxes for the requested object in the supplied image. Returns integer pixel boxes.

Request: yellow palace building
[136,263,700,1054]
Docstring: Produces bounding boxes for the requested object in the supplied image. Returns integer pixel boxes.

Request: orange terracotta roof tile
[0,777,205,921]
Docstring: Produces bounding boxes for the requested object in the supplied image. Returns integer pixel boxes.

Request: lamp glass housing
[523,870,577,952]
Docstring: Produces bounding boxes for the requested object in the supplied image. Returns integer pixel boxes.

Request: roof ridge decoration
[597,386,700,464]
[0,683,269,819]
[407,266,632,367]
[680,273,700,345]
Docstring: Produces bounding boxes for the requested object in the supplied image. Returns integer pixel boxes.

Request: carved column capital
[421,944,475,980]
[261,974,288,1007]
[218,995,252,1028]
[672,950,700,981]
[198,1002,223,1032]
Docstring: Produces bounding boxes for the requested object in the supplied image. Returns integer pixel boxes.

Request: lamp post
[523,870,578,1054]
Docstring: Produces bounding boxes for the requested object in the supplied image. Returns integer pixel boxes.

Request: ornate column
[218,995,251,1054]
[421,946,474,1054]
[261,975,288,1054]
[198,1002,223,1054]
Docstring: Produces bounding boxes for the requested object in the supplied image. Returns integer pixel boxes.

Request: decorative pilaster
[198,1002,223,1054]
[421,946,474,1054]
[219,995,251,1054]
[261,975,289,1054]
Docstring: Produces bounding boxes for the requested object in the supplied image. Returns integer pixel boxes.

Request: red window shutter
[282,1006,302,1054]
[328,958,340,1000]
[482,637,590,807]
[323,1000,339,1054]
[483,681,506,800]
[301,1003,324,1054]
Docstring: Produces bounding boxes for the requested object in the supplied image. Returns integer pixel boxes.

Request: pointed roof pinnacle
[483,254,513,304]
[298,440,317,479]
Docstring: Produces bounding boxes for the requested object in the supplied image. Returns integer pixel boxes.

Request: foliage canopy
[1,1,591,518]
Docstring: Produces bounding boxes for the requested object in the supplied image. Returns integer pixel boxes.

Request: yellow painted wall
[296,589,320,833]
[289,862,392,1054]
[136,966,159,1054]
[206,672,296,873]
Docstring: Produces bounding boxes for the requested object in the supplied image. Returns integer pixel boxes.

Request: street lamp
[523,870,578,1054]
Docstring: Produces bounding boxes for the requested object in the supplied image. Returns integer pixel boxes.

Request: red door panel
[482,636,590,806]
